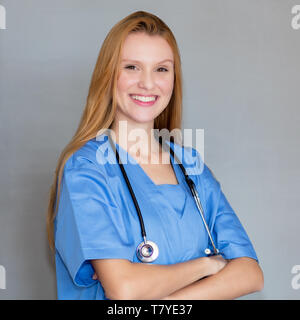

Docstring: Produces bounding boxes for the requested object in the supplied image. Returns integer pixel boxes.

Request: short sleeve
[202,164,259,263]
[54,156,136,287]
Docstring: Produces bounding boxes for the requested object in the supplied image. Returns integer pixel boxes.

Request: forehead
[121,33,174,63]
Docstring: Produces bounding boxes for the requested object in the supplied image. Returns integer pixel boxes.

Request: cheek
[117,73,137,92]
[158,78,174,96]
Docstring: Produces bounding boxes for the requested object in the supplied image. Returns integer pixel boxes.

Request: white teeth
[131,95,156,102]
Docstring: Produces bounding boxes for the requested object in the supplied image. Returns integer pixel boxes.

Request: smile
[129,94,159,107]
[129,94,158,102]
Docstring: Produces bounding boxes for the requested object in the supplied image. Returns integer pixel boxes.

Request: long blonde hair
[46,10,183,250]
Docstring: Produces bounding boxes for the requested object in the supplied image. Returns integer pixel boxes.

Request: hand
[206,254,228,276]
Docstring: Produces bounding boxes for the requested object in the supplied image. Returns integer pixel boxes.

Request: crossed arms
[91,255,263,300]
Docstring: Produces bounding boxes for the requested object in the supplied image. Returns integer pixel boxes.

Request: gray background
[0,0,299,299]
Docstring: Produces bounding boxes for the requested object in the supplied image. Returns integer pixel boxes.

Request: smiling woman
[47,10,263,300]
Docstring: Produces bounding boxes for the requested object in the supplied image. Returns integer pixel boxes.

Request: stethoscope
[107,132,220,263]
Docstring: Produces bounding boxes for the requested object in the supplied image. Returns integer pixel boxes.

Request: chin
[130,115,156,124]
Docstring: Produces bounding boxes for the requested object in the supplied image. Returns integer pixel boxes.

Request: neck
[109,119,161,164]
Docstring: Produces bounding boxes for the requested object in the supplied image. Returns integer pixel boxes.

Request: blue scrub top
[54,133,258,300]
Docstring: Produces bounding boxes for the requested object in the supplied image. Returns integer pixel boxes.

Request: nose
[138,69,156,90]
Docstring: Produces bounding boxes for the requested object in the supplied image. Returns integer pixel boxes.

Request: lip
[129,94,159,107]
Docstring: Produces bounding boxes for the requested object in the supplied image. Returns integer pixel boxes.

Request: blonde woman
[47,11,263,300]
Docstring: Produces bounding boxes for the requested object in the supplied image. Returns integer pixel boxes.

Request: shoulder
[64,137,105,173]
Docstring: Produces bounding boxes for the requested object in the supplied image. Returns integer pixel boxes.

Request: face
[115,32,175,126]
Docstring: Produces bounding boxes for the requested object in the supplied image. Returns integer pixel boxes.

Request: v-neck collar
[109,137,185,188]
[102,133,201,220]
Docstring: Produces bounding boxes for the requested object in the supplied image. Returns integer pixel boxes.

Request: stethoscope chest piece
[136,240,159,263]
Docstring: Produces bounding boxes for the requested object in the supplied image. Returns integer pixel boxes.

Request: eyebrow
[121,59,174,64]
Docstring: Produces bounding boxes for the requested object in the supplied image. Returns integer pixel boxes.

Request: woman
[47,11,264,300]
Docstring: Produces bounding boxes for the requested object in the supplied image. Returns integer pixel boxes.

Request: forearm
[162,257,264,300]
[123,257,210,300]
[101,257,210,300]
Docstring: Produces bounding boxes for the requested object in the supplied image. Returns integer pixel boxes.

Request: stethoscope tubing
[167,141,219,255]
[107,132,147,241]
